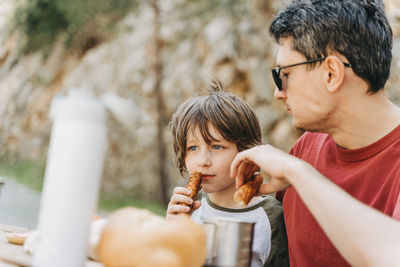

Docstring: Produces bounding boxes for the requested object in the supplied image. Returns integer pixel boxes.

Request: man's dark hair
[269,0,393,93]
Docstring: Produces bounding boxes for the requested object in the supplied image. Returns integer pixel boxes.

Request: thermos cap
[50,90,106,124]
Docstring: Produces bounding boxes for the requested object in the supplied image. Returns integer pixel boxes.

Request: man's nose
[274,87,287,100]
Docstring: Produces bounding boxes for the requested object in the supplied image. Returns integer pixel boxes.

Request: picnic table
[0,224,103,267]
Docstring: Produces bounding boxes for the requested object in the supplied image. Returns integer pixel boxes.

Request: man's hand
[230,144,300,195]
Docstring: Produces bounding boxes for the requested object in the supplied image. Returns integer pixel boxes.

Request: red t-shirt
[393,194,400,220]
[282,125,400,266]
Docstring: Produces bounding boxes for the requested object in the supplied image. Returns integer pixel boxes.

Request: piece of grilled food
[178,171,202,209]
[233,173,263,208]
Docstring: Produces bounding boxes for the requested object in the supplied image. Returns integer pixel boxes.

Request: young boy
[166,81,289,267]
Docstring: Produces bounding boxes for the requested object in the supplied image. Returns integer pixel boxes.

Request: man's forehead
[275,38,304,65]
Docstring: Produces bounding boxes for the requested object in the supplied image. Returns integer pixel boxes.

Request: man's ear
[324,56,346,93]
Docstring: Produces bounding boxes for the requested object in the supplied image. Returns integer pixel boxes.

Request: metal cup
[202,218,255,267]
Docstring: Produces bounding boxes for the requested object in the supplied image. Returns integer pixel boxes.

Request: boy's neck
[207,184,263,209]
[207,184,238,209]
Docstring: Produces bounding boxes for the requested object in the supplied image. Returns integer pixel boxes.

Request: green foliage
[14,0,138,54]
[174,0,248,21]
[0,157,46,191]
[99,195,166,217]
[0,157,166,216]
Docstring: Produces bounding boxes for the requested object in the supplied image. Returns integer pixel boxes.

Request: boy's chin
[201,186,215,194]
[201,188,212,194]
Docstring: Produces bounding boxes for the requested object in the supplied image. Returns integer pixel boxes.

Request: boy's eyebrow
[209,137,227,144]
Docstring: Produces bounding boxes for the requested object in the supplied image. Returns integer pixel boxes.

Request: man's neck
[329,91,400,149]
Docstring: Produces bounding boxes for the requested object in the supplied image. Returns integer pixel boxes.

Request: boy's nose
[199,158,211,167]
[198,152,212,167]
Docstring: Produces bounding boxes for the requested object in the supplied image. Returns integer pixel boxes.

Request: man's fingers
[257,183,278,195]
[235,161,253,188]
[232,159,259,189]
[257,181,291,195]
[230,151,250,176]
[244,162,259,180]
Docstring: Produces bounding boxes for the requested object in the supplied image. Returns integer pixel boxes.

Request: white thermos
[33,91,107,267]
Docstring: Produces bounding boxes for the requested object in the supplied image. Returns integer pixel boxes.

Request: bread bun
[97,207,206,267]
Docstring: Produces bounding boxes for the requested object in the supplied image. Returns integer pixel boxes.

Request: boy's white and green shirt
[191,194,289,267]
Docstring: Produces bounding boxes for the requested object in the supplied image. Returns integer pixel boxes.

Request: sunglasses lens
[271,69,282,90]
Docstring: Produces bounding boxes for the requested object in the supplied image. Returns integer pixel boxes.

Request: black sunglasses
[271,57,352,91]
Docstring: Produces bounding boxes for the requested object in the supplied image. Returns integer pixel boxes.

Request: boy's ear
[324,56,346,93]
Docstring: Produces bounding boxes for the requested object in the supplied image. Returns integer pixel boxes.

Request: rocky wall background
[0,0,399,204]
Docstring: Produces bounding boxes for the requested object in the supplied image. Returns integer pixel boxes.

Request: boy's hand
[166,187,201,219]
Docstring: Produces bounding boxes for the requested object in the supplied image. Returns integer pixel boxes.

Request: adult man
[231,0,400,266]
[230,145,400,267]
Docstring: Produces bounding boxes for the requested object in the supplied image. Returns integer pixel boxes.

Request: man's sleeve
[393,193,400,221]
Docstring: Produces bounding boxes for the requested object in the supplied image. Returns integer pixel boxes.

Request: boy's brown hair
[170,80,262,176]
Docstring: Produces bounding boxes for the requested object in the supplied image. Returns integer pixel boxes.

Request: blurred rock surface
[0,0,399,202]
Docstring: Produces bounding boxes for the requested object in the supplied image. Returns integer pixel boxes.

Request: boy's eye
[187,146,198,151]
[212,145,223,150]
[282,72,289,79]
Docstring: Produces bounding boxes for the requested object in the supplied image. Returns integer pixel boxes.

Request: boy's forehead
[187,123,223,142]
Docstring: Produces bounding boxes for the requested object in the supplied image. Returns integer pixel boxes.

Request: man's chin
[292,118,314,132]
[291,118,303,131]
[293,120,327,133]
